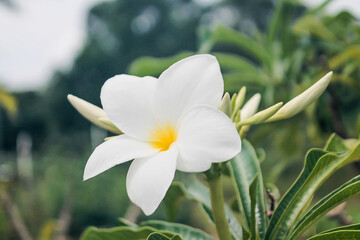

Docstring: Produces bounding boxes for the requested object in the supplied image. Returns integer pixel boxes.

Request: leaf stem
[206,163,233,240]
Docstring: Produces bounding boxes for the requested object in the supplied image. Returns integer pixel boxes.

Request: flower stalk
[206,163,233,240]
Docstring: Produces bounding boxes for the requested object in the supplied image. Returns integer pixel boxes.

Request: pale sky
[302,0,360,16]
[0,0,360,92]
[0,0,104,91]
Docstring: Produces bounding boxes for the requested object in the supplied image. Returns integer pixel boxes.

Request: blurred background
[1,0,360,239]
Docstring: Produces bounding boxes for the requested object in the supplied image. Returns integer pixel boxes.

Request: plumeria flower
[80,54,241,215]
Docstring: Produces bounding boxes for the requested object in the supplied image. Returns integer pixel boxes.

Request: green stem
[206,164,233,240]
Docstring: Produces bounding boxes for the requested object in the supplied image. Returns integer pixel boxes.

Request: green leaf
[210,24,271,67]
[80,226,156,240]
[213,52,259,73]
[146,232,184,240]
[170,236,183,240]
[324,133,348,153]
[223,71,268,93]
[329,45,360,69]
[82,216,208,240]
[265,136,360,240]
[289,175,360,240]
[307,230,360,240]
[308,0,333,15]
[293,15,336,40]
[140,220,213,240]
[320,224,360,234]
[229,140,268,239]
[249,176,260,240]
[146,232,172,240]
[267,0,283,43]
[128,52,193,76]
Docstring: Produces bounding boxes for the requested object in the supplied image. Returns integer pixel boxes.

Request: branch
[0,190,33,240]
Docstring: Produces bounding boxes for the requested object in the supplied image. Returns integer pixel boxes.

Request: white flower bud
[219,92,231,117]
[231,87,246,119]
[237,102,283,127]
[240,93,261,121]
[266,72,332,122]
[67,94,122,134]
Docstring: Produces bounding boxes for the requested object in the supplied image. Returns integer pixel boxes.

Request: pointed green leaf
[80,226,157,240]
[229,140,268,239]
[289,175,360,240]
[249,176,260,240]
[265,136,360,240]
[223,72,268,89]
[146,232,172,240]
[128,52,193,76]
[170,236,183,240]
[307,230,360,240]
[320,224,360,234]
[213,52,259,73]
[308,0,333,14]
[140,220,213,240]
[211,24,271,67]
[329,45,360,69]
[293,15,336,40]
[324,133,348,153]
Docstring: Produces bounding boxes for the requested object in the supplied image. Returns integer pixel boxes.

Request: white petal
[83,135,158,180]
[176,106,241,172]
[154,54,224,126]
[177,154,212,173]
[241,93,261,121]
[101,74,157,141]
[126,146,178,215]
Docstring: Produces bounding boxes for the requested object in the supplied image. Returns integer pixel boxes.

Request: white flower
[83,54,241,215]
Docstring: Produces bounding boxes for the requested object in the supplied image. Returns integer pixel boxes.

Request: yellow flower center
[149,124,177,151]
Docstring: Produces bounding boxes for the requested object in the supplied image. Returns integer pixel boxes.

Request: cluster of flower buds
[219,72,333,137]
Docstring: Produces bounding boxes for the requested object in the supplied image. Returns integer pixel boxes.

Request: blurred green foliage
[1,0,360,239]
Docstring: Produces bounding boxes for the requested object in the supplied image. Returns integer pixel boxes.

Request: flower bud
[240,93,261,121]
[219,92,231,117]
[98,118,123,134]
[230,92,237,113]
[231,87,246,119]
[67,94,122,134]
[266,72,332,122]
[237,102,283,127]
